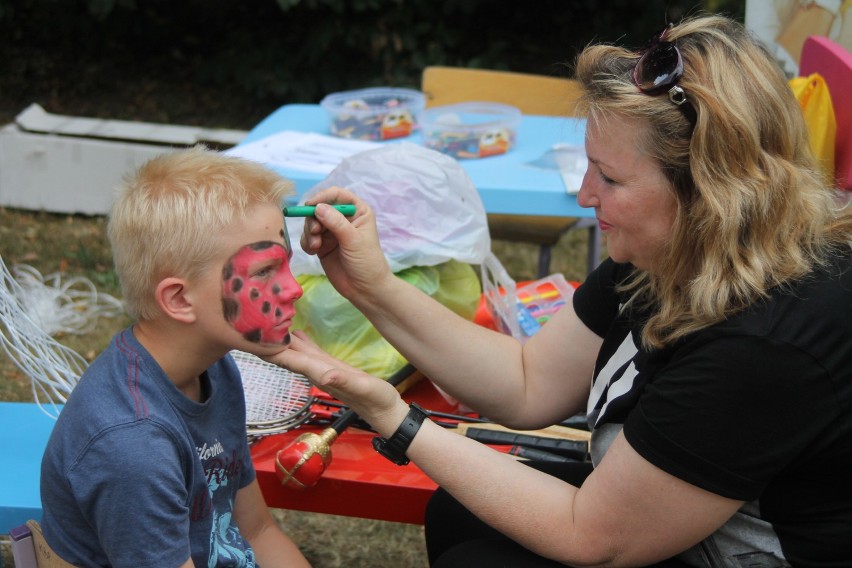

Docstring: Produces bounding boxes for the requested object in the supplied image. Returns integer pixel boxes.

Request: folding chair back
[27,520,76,568]
[421,66,598,277]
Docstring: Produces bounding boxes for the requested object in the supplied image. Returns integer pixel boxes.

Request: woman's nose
[576,170,598,209]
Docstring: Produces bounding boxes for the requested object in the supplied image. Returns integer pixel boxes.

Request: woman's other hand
[263,330,408,437]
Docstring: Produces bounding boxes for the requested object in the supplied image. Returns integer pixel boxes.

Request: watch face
[372,436,410,466]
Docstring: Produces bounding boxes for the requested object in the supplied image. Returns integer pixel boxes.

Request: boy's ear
[155,277,196,323]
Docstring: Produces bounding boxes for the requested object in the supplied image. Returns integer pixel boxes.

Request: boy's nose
[276,279,303,302]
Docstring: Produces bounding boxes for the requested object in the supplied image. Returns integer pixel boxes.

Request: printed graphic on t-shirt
[587,331,639,428]
[197,438,256,567]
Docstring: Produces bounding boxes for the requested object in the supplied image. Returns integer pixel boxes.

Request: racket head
[231,350,314,441]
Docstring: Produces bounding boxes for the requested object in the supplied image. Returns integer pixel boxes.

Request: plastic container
[419,102,522,159]
[320,87,426,141]
[479,253,575,341]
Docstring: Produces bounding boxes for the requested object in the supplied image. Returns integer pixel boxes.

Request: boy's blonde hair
[107,146,294,320]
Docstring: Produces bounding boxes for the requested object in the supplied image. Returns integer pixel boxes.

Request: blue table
[239,105,601,272]
[0,402,57,534]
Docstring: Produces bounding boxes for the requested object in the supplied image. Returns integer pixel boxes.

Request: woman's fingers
[265,331,359,386]
[262,331,408,434]
[299,188,369,257]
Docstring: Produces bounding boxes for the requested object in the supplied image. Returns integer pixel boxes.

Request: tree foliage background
[0,0,744,130]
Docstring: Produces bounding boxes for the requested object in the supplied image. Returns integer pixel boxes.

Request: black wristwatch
[371,402,429,466]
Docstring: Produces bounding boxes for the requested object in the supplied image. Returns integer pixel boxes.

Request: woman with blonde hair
[269,14,852,567]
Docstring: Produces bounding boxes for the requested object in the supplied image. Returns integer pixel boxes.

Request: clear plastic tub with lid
[320,87,426,141]
[419,102,522,159]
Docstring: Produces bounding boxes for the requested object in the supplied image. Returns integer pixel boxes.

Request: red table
[251,292,586,524]
[251,377,464,525]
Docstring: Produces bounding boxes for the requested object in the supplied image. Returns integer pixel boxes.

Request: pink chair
[800,36,852,191]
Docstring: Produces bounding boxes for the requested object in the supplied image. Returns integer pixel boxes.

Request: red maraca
[275,364,418,489]
[275,426,342,489]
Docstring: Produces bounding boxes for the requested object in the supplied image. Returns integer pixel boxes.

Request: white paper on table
[552,143,588,195]
[225,131,381,174]
[524,143,588,195]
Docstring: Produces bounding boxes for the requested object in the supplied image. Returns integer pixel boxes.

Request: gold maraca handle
[275,428,339,488]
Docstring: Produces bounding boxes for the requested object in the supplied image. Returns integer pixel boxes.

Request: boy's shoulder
[58,329,176,433]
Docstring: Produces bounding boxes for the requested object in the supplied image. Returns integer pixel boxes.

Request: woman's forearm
[347,273,531,420]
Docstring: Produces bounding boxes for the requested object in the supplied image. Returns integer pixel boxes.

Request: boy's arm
[61,423,201,567]
[233,479,311,568]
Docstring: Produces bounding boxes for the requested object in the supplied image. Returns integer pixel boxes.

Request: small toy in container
[420,102,522,159]
[320,87,426,141]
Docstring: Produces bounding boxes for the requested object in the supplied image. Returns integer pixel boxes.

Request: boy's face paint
[221,240,302,345]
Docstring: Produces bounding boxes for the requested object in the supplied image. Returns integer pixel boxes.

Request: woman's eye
[590,161,616,185]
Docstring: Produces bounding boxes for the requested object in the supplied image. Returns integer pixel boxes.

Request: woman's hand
[263,330,409,437]
[301,187,395,303]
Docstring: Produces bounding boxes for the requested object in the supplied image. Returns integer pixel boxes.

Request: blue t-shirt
[40,328,258,567]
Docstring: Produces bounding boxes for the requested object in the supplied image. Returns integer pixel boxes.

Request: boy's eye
[252,264,277,279]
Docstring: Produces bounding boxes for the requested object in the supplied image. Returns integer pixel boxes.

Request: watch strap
[371,402,429,466]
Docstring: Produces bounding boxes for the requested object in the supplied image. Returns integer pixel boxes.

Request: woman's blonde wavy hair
[575,15,852,349]
[107,146,294,320]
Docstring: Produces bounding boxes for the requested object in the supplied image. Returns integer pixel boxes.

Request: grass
[0,206,600,567]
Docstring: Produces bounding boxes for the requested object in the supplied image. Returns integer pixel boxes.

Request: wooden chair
[26,520,76,568]
[799,35,852,193]
[421,66,600,277]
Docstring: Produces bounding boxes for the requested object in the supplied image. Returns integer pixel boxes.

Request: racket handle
[509,445,576,463]
[277,363,422,490]
[464,428,588,461]
[329,363,418,434]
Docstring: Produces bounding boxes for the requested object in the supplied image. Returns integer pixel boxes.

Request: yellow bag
[789,73,837,183]
[292,260,481,379]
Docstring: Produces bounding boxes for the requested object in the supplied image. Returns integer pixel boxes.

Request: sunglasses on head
[632,24,697,126]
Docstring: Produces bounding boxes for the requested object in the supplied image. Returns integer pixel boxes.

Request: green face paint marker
[283,204,356,217]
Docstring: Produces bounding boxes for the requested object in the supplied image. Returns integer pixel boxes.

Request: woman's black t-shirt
[572,253,852,567]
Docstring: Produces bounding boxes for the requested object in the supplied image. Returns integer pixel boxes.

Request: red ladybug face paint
[221,241,302,345]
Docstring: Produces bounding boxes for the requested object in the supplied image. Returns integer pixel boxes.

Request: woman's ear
[155,277,196,324]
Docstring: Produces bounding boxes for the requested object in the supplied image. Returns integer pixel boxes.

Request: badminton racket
[231,350,315,442]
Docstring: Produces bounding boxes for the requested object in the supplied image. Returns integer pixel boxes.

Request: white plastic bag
[288,142,491,275]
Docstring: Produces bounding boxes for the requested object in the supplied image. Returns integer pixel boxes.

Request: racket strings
[231,350,315,441]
